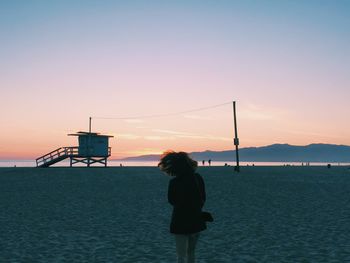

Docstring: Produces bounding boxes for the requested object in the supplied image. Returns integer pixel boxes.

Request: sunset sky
[1,1,349,159]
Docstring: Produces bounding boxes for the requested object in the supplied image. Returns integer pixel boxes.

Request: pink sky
[1,1,349,159]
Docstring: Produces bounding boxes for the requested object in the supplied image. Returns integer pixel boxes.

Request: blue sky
[1,0,349,158]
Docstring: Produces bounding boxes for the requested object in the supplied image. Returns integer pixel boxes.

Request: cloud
[123,148,163,156]
[152,129,231,141]
[144,135,175,141]
[176,134,232,142]
[285,130,343,139]
[117,133,141,140]
[152,129,193,136]
[240,103,289,121]
[123,119,145,124]
[116,130,231,142]
[183,114,214,120]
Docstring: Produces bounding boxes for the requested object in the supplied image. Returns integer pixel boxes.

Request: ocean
[0,160,349,168]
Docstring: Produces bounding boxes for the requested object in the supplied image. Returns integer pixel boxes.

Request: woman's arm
[168,178,186,206]
[168,180,176,206]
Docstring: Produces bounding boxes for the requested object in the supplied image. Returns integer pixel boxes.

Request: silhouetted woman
[159,151,206,263]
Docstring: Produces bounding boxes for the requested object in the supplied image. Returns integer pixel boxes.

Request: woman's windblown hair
[158,151,198,176]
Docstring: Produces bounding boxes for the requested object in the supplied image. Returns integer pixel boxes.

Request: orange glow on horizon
[1,100,350,160]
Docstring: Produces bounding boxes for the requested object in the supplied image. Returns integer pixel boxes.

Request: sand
[0,166,349,262]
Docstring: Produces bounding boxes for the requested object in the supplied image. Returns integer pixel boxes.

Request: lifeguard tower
[36,131,114,167]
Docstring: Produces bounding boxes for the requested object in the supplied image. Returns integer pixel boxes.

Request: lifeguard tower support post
[36,131,114,167]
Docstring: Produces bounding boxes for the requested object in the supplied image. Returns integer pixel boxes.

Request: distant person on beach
[159,151,207,263]
[202,160,205,166]
[208,159,211,166]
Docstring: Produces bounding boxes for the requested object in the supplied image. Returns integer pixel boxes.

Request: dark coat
[168,173,207,234]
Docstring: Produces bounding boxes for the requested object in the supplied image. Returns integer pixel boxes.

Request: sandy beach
[0,166,349,262]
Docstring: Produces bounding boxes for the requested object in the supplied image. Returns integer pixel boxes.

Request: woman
[158,151,207,263]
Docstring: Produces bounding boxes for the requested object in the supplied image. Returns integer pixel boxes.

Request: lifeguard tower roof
[68,131,114,137]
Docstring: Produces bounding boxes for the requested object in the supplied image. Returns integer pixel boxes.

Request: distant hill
[118,144,350,162]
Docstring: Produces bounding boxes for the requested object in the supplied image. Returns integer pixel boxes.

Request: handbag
[202,211,214,222]
[194,174,214,223]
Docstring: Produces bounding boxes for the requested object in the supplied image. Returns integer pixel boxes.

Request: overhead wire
[92,101,233,120]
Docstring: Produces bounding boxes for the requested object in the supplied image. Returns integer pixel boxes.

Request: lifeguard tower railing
[36,146,111,167]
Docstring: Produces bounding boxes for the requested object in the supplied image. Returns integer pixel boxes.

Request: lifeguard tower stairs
[36,132,113,167]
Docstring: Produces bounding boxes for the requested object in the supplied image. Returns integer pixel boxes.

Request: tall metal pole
[88,117,92,167]
[233,101,240,172]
